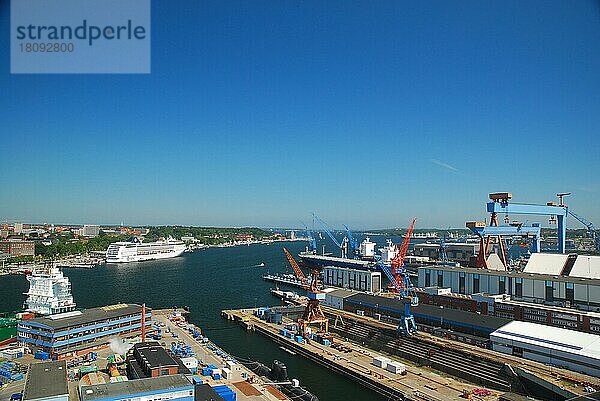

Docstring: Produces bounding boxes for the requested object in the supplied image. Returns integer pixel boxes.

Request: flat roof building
[418,254,600,311]
[491,321,600,377]
[23,360,68,401]
[126,341,189,379]
[0,239,35,257]
[80,374,193,401]
[18,304,151,357]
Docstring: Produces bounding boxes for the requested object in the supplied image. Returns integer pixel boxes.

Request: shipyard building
[322,266,381,292]
[417,253,600,311]
[17,304,151,357]
[413,242,479,266]
[491,321,600,377]
[126,341,190,378]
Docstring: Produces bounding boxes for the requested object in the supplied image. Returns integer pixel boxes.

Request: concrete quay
[222,308,496,401]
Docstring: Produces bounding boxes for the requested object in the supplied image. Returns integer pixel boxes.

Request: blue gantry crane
[375,218,418,335]
[439,231,449,265]
[568,211,600,254]
[485,192,568,253]
[468,192,569,269]
[343,224,360,259]
[302,223,317,253]
[312,214,348,258]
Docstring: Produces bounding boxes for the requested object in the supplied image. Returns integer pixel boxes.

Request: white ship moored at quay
[24,263,76,315]
[106,237,186,263]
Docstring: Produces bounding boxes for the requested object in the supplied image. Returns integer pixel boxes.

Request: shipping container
[385,361,406,374]
[372,356,390,369]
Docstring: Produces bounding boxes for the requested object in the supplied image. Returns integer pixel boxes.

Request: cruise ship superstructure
[106,238,186,263]
[24,264,76,315]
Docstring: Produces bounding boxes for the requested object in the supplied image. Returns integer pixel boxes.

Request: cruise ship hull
[106,248,185,263]
[106,240,186,263]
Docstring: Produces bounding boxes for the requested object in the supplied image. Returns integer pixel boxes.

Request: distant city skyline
[1,1,599,229]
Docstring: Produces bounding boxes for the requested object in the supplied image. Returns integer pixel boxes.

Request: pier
[222,308,493,401]
[223,306,598,401]
[152,309,293,401]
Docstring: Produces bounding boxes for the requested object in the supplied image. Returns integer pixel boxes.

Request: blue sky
[0,1,599,229]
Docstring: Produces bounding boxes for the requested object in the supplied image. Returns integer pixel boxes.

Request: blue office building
[17,304,151,357]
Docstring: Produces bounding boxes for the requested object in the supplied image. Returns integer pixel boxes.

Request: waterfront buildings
[24,264,76,315]
[17,303,151,356]
[0,238,35,256]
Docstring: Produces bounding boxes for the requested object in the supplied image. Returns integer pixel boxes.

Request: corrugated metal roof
[491,321,600,360]
[570,255,600,280]
[522,253,568,275]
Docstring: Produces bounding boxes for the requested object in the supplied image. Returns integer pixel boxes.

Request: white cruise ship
[24,263,76,315]
[106,237,186,263]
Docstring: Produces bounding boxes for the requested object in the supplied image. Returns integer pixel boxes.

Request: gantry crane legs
[282,247,328,335]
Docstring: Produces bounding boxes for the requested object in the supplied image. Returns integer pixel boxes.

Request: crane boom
[283,247,308,287]
[313,214,346,257]
[569,211,600,253]
[391,218,417,272]
[282,247,328,335]
[343,224,359,258]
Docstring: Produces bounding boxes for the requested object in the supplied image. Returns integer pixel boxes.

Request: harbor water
[0,241,387,401]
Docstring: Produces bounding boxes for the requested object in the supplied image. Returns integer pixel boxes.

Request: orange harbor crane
[282,246,329,335]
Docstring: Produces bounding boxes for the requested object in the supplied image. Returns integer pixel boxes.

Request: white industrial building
[491,321,600,377]
[418,253,600,311]
[322,265,381,292]
[322,288,356,309]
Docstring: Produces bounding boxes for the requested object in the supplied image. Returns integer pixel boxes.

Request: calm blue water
[0,241,386,401]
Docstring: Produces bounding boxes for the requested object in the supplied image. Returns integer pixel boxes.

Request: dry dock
[222,308,495,401]
[320,305,599,397]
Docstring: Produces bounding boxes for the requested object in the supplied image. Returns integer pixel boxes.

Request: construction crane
[343,224,359,258]
[568,211,600,254]
[312,214,347,258]
[282,247,328,335]
[302,223,317,253]
[375,218,418,335]
[554,192,599,254]
[439,231,449,265]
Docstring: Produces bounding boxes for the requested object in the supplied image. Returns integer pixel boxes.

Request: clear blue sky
[1,1,599,229]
